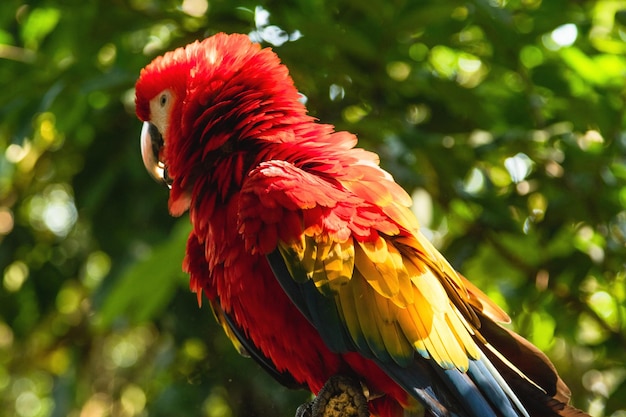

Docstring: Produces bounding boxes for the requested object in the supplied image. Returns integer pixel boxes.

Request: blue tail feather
[377,355,528,417]
[468,356,525,417]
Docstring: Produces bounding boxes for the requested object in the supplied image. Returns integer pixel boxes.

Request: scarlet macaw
[135,33,588,417]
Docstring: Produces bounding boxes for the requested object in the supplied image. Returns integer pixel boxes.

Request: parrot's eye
[160,94,167,107]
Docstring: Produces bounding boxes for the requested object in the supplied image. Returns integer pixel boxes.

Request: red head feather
[135,33,317,214]
[135,33,306,128]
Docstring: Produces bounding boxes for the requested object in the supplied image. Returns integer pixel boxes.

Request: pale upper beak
[140,121,171,188]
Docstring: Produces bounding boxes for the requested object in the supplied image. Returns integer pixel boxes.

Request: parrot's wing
[238,159,573,417]
[239,159,494,367]
[186,230,306,389]
[208,297,306,389]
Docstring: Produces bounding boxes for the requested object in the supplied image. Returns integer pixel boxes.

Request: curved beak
[140,121,171,188]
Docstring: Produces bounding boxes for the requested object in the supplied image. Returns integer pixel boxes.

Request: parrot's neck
[197,117,335,200]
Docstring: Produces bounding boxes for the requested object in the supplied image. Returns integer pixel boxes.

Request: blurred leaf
[21,7,61,50]
[605,377,626,415]
[560,47,626,87]
[96,220,191,329]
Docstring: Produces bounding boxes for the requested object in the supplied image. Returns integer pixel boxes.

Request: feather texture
[240,159,481,372]
[135,33,590,417]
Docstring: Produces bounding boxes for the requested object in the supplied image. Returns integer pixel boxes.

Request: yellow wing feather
[320,238,355,291]
[350,272,390,358]
[279,228,485,370]
[386,242,415,307]
[395,305,429,358]
[275,202,493,371]
[354,238,401,301]
[336,275,367,351]
[372,294,415,366]
[281,235,355,293]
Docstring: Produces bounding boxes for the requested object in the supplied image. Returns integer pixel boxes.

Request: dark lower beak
[140,121,171,188]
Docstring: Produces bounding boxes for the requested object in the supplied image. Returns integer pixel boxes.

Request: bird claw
[295,401,314,417]
[295,375,369,417]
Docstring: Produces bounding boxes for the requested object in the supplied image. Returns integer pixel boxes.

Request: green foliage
[1,0,625,416]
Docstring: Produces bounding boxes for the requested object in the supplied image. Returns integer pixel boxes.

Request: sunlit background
[1,1,625,416]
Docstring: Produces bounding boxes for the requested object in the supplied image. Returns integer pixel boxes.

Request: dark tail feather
[478,314,590,417]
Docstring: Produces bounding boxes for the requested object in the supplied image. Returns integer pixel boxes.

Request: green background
[1,0,625,416]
